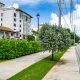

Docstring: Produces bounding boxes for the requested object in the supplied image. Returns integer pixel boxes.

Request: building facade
[0,2,32,39]
[0,26,16,39]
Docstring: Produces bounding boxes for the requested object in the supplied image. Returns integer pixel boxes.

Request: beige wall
[0,31,15,39]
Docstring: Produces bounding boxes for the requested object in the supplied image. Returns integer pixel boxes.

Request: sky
[0,0,80,36]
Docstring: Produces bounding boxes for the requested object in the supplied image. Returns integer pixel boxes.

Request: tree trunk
[52,49,54,60]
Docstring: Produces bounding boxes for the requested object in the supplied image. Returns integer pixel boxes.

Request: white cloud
[51,13,58,25]
[50,4,80,36]
[12,3,19,9]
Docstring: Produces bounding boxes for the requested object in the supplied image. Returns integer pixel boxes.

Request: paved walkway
[0,51,51,80]
[43,47,80,80]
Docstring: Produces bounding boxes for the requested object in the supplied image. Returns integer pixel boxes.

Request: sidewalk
[0,51,51,80]
[43,47,80,80]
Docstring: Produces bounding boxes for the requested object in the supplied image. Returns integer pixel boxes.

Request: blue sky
[19,1,71,26]
[19,0,78,27]
[20,2,59,26]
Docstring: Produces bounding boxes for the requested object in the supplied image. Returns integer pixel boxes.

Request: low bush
[0,39,42,59]
[27,35,35,41]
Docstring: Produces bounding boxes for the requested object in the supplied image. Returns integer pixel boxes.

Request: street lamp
[36,13,40,31]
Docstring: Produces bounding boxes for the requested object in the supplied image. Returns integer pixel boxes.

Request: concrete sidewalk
[0,51,51,80]
[43,47,80,80]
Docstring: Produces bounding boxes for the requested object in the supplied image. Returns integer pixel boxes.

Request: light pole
[36,13,40,31]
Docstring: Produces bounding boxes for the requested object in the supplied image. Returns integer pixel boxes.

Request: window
[16,33,19,38]
[20,13,22,18]
[1,23,2,26]
[11,33,14,36]
[14,18,16,21]
[14,13,16,17]
[1,13,3,17]
[20,20,21,22]
[1,18,3,21]
[20,35,21,37]
[19,29,21,32]
[26,16,27,21]
[29,19,31,23]
[14,23,16,27]
[20,25,21,27]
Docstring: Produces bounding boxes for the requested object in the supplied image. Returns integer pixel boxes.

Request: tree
[55,27,71,50]
[26,35,35,41]
[66,29,80,44]
[38,24,71,60]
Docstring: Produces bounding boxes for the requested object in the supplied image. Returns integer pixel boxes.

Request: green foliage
[55,27,71,50]
[66,29,80,43]
[0,39,41,59]
[38,24,54,50]
[75,34,80,43]
[70,39,74,45]
[38,24,71,52]
[27,35,35,41]
[38,23,72,60]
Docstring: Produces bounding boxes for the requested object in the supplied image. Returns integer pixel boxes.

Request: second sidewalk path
[0,51,51,80]
[43,47,80,80]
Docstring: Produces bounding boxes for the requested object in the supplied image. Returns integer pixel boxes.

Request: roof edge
[0,26,16,32]
[16,9,33,18]
[0,2,5,6]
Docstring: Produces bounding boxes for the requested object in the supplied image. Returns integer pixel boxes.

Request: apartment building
[0,2,32,39]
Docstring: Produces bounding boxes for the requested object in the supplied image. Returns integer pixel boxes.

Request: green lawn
[8,50,66,80]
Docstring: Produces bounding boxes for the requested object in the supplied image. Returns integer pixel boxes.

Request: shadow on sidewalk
[57,59,68,65]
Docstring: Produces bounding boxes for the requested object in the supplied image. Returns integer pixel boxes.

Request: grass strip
[8,50,66,80]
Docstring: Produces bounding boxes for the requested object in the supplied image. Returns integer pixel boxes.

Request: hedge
[27,35,35,41]
[0,39,42,59]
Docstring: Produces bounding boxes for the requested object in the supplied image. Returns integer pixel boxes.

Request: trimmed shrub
[0,39,42,60]
[27,35,35,41]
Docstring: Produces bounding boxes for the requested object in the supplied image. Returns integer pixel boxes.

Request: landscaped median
[8,50,66,80]
[0,39,42,60]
